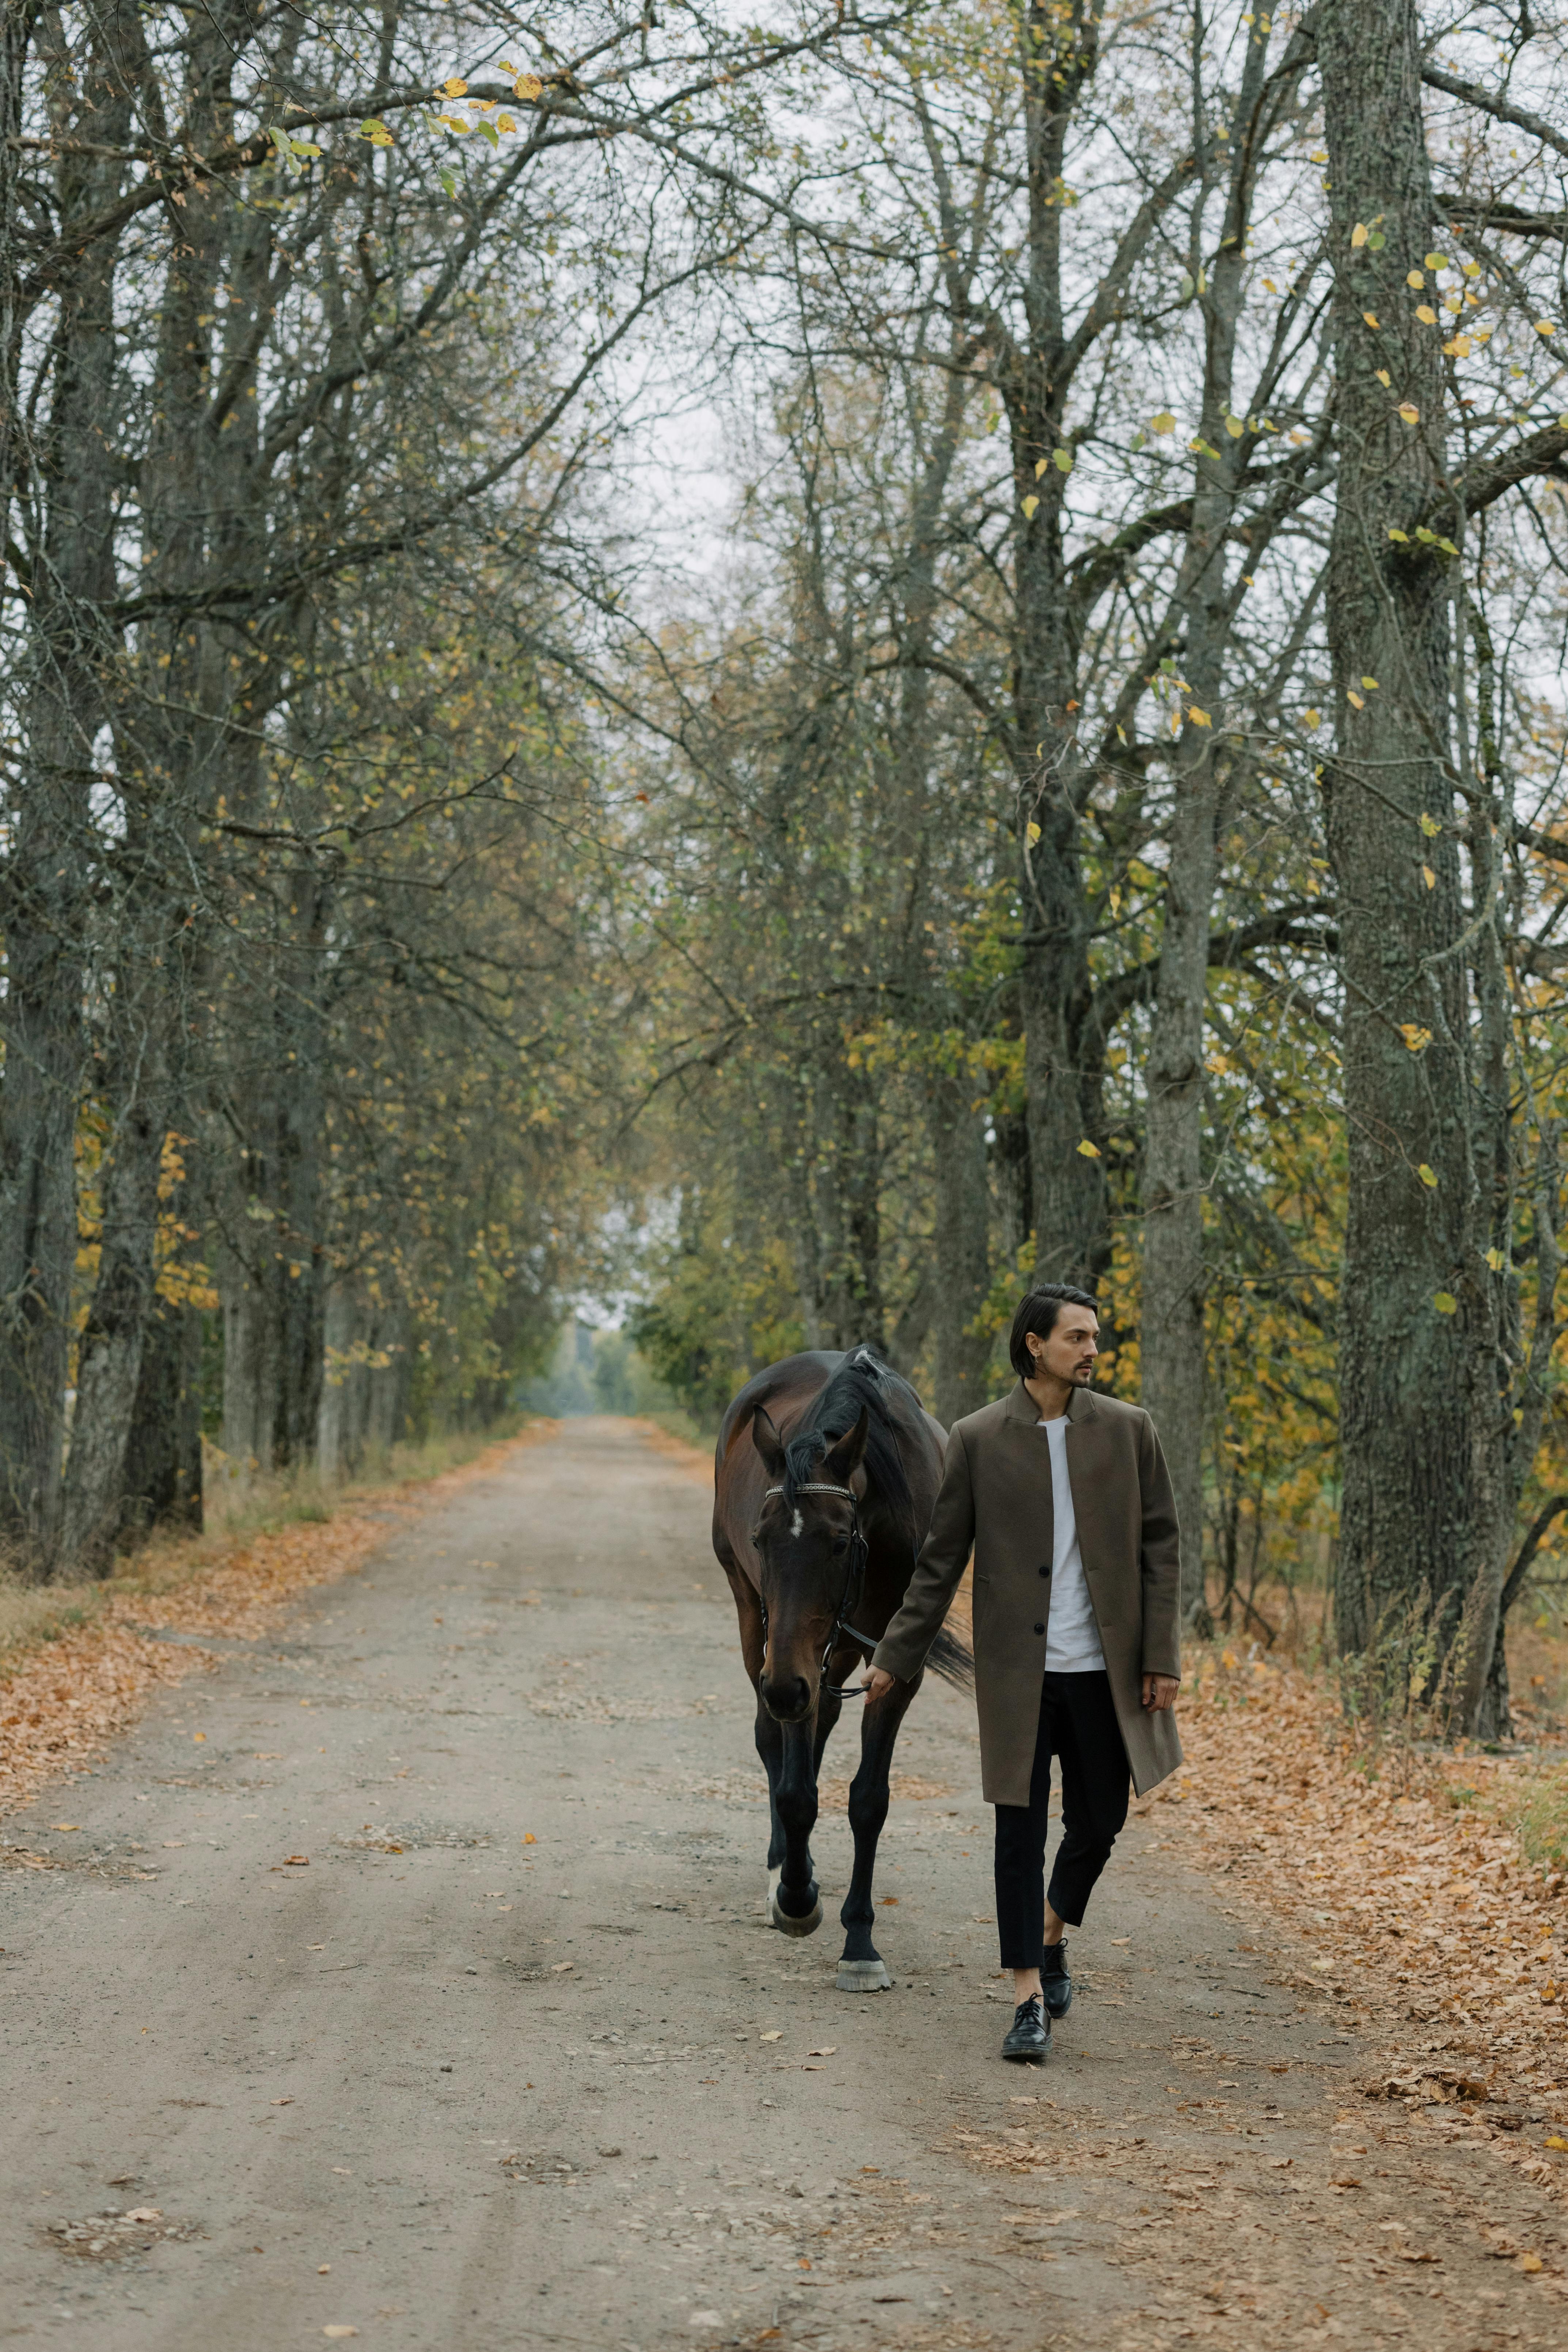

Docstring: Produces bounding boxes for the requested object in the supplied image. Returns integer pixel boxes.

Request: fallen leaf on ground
[807,2047,837,2057]
[271,2097,294,2107]
[760,2030,782,2042]
[282,1854,308,1866]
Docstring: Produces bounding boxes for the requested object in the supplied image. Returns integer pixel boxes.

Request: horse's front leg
[724,1562,786,1903]
[770,1715,824,1934]
[836,1666,920,1990]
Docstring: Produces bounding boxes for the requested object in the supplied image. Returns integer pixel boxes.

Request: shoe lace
[1013,1994,1042,2022]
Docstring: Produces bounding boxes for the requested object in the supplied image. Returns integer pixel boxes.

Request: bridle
[758,1480,881,1700]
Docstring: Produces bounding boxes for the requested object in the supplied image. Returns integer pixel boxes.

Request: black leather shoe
[1040,1937,1072,2019]
[1001,1994,1050,2063]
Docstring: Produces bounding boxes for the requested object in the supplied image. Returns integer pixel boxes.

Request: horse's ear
[751,1404,786,1481]
[821,1405,869,1486]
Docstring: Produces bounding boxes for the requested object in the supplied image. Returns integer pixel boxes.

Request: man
[865,1285,1181,2062]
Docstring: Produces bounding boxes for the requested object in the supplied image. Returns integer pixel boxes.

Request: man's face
[1028,1306,1099,1387]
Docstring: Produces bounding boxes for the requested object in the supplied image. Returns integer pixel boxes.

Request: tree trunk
[926,1068,993,1425]
[1004,7,1106,1289]
[121,1301,204,1542]
[58,1086,167,1572]
[1318,0,1474,1667]
[0,24,132,1564]
[1140,19,1272,1626]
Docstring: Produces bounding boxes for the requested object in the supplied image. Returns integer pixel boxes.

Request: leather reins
[758,1480,882,1699]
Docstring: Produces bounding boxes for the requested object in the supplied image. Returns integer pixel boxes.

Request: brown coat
[872,1381,1183,1804]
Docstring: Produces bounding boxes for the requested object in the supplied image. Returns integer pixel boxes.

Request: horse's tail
[925,1624,974,1693]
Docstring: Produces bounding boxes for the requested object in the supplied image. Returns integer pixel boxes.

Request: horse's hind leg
[836,1672,918,1990]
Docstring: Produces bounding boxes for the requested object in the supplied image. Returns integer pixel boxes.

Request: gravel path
[2,1415,1564,2350]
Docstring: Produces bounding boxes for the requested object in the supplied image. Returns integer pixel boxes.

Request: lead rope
[759,1481,881,1697]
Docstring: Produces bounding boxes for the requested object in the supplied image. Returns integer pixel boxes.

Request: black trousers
[994,1670,1130,1965]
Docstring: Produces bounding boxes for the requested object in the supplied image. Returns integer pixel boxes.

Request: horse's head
[749,1401,870,1723]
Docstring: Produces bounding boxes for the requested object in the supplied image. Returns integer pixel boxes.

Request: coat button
[1034,1622,1045,1635]
[1038,1565,1048,1577]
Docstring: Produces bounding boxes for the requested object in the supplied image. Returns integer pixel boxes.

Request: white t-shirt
[1037,1416,1106,1673]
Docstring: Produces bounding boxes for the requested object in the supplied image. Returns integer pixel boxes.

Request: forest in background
[5,2,1568,1742]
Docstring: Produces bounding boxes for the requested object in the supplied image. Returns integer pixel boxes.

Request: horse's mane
[781,1346,917,1535]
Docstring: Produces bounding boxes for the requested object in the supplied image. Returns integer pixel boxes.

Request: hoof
[770,1892,824,1937]
[836,1958,892,1992]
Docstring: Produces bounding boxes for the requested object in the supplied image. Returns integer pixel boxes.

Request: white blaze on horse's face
[790,1508,803,1539]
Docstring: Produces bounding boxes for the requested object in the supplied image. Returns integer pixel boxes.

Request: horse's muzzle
[760,1670,813,1723]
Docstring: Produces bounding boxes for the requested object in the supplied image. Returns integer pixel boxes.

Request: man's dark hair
[1009,1285,1099,1378]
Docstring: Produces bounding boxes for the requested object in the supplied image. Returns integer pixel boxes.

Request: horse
[711,1346,972,1991]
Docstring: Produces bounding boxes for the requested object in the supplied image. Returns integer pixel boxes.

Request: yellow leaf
[1034,455,1048,478]
[1351,222,1369,248]
[1262,278,1277,293]
[1419,812,1441,836]
[1360,676,1379,689]
[443,76,468,96]
[1375,369,1392,387]
[1416,305,1437,325]
[1221,1649,1238,1668]
[52,1824,80,1833]
[1187,706,1212,727]
[1303,708,1321,729]
[1444,336,1472,357]
[1544,2134,1568,2149]
[1021,494,1040,520]
[1362,311,1380,328]
[1417,1164,1437,1189]
[1406,269,1425,289]
[1347,690,1365,710]
[1397,402,1420,424]
[1225,415,1245,437]
[1486,1247,1505,1272]
[1425,253,1448,271]
[1398,1025,1431,1052]
[1053,447,1073,473]
[1434,1292,1458,1314]
[1310,149,1327,164]
[1387,526,1408,540]
[1025,820,1041,844]
[1422,864,1436,889]
[1076,1138,1101,1159]
[1519,2253,1544,2273]
[1150,411,1176,434]
[193,1731,206,1742]
[1535,321,1557,337]
[514,73,544,100]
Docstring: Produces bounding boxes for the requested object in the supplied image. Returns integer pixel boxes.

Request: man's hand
[863,1666,897,1704]
[1142,1672,1179,1712]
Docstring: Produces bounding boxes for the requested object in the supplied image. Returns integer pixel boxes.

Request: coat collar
[1003,1378,1099,1426]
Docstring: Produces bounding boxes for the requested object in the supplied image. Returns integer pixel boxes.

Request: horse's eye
[832,1532,850,1554]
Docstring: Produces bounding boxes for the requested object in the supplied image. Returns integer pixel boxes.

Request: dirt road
[3,1417,1564,2350]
